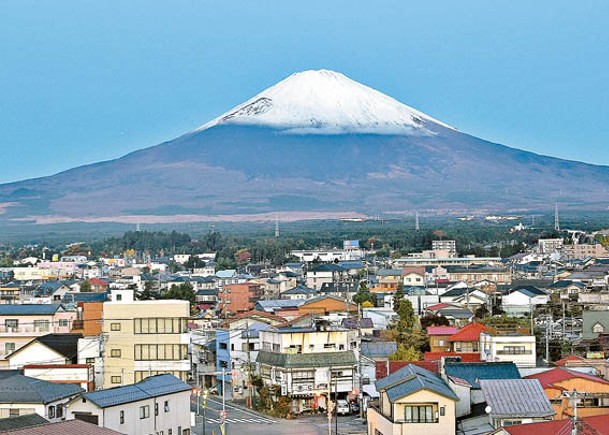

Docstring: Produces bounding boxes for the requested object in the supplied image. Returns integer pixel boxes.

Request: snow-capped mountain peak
[199,69,454,134]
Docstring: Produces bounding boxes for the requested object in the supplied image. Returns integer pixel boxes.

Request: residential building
[538,238,563,254]
[443,362,521,418]
[479,379,555,428]
[0,374,82,422]
[449,321,489,353]
[432,240,457,257]
[215,311,285,401]
[256,322,359,413]
[219,282,263,317]
[525,367,609,419]
[6,333,82,369]
[501,286,549,316]
[305,264,347,290]
[562,243,609,259]
[101,294,190,388]
[67,374,191,435]
[297,295,356,316]
[583,310,609,339]
[24,364,95,391]
[367,364,458,435]
[0,304,76,364]
[480,330,536,367]
[427,326,458,353]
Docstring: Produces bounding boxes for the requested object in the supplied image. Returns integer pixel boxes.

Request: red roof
[502,415,609,435]
[88,278,109,285]
[376,360,439,379]
[426,303,451,310]
[449,322,489,342]
[525,367,609,389]
[554,355,585,366]
[424,352,481,363]
[427,326,459,336]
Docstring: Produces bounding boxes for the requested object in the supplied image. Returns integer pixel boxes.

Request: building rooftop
[525,367,609,389]
[444,362,521,389]
[82,374,191,408]
[375,363,458,402]
[0,374,82,404]
[256,350,357,369]
[0,419,124,435]
[479,379,554,419]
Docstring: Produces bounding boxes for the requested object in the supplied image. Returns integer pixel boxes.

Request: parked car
[349,401,359,414]
[336,399,350,415]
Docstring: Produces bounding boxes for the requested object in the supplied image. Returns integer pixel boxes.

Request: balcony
[496,349,532,355]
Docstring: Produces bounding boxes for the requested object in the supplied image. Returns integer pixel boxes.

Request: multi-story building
[562,243,609,259]
[215,311,286,401]
[101,290,190,388]
[432,240,457,257]
[538,238,563,254]
[256,321,359,413]
[480,330,536,368]
[368,364,458,435]
[0,304,76,365]
[218,282,263,317]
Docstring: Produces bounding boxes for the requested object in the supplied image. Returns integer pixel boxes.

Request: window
[9,409,19,417]
[86,357,95,364]
[499,346,527,355]
[309,344,315,351]
[440,406,445,416]
[134,344,188,361]
[5,342,16,354]
[48,406,55,419]
[219,342,228,350]
[111,376,122,384]
[134,318,187,334]
[59,319,69,327]
[164,400,170,412]
[56,405,63,418]
[111,322,121,331]
[5,319,18,329]
[140,405,150,419]
[323,344,336,350]
[120,410,124,424]
[593,322,605,334]
[110,349,122,358]
[116,294,122,301]
[33,320,50,332]
[155,402,159,416]
[404,405,436,423]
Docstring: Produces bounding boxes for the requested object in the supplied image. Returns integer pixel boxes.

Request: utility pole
[357,303,364,420]
[327,370,333,435]
[245,320,253,408]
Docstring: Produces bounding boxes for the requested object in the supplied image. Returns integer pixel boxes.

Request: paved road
[190,396,366,435]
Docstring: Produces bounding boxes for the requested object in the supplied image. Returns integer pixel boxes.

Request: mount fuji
[1,69,609,224]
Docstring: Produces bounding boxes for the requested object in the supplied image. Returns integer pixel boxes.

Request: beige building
[562,243,609,259]
[368,364,458,435]
[102,291,190,388]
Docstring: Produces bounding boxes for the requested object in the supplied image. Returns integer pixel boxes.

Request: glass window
[111,376,122,384]
[111,322,121,331]
[59,319,69,327]
[5,343,16,354]
[140,405,150,419]
[111,349,121,358]
[120,410,124,424]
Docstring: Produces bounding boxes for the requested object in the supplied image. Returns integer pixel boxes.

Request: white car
[336,399,350,415]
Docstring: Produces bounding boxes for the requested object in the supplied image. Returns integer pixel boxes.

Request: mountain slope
[1,70,608,223]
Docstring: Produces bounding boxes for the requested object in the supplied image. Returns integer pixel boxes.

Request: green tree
[80,279,91,293]
[162,282,196,305]
[353,282,375,305]
[389,344,421,361]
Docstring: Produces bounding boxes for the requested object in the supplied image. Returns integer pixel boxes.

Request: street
[191,395,366,435]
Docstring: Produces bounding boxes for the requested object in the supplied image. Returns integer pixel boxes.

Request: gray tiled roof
[375,364,458,402]
[256,350,357,368]
[0,419,124,434]
[83,374,191,408]
[0,375,82,404]
[479,379,554,419]
[360,341,397,359]
[0,413,48,430]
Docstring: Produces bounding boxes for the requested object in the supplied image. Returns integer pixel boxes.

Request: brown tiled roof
[0,419,124,434]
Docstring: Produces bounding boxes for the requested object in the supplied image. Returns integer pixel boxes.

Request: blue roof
[0,304,60,315]
[83,374,191,408]
[445,362,521,388]
[376,364,458,402]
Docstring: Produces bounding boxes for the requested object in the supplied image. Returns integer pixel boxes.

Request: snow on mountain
[199,69,454,135]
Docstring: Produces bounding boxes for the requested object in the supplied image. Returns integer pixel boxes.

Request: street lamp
[192,388,209,435]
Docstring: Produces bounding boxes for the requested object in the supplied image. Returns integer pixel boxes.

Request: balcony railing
[496,350,532,355]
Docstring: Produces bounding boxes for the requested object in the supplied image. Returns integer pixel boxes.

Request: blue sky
[1,1,607,183]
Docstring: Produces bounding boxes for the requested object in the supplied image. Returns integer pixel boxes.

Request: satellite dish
[485,405,492,414]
